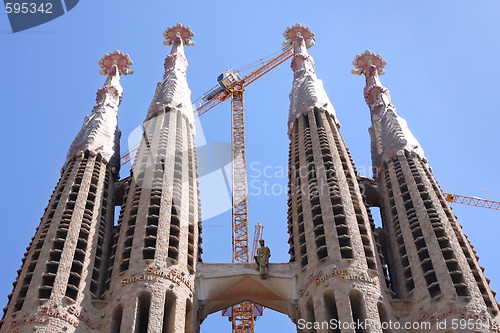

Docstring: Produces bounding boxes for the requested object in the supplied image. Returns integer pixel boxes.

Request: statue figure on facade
[255,239,271,280]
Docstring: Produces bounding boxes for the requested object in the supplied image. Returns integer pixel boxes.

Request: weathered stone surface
[358,53,500,331]
[66,64,123,169]
[287,35,339,138]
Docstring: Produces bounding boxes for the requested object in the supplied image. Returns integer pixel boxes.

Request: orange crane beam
[119,143,139,166]
[356,177,500,212]
[444,193,500,210]
[194,46,292,119]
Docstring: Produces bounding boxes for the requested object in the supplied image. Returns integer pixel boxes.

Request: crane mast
[231,83,248,264]
[230,83,254,333]
[251,222,264,261]
[223,25,316,331]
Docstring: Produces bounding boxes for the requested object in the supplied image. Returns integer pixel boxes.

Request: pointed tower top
[146,25,195,127]
[98,50,134,76]
[283,23,315,49]
[64,52,132,170]
[351,50,386,76]
[286,24,338,137]
[352,50,390,107]
[163,23,195,46]
[352,51,426,173]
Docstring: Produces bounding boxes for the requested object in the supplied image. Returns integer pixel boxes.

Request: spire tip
[283,23,315,48]
[352,50,386,76]
[163,23,195,46]
[99,51,133,76]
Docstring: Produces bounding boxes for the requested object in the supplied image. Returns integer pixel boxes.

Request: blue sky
[1,1,499,331]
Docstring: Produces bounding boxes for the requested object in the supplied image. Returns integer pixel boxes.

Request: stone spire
[146,23,195,129]
[65,50,133,169]
[286,23,338,137]
[352,50,425,174]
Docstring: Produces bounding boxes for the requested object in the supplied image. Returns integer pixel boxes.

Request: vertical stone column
[284,25,394,333]
[354,50,499,330]
[0,52,130,332]
[104,24,200,333]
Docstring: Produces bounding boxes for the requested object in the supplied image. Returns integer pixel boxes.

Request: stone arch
[305,297,317,333]
[349,290,367,333]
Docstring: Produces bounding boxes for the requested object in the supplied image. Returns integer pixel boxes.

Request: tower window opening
[305,297,317,333]
[369,207,382,228]
[162,290,176,333]
[110,304,123,333]
[185,299,193,333]
[323,290,340,333]
[136,292,151,333]
[349,290,368,333]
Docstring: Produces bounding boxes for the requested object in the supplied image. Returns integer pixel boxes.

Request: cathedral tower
[285,25,394,332]
[1,52,132,332]
[103,24,201,333]
[353,51,499,329]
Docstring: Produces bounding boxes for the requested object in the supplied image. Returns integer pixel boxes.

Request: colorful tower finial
[283,23,315,48]
[163,23,195,46]
[98,50,133,76]
[351,50,386,76]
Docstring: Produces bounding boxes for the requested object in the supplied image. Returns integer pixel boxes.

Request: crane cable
[436,179,500,198]
[191,48,287,107]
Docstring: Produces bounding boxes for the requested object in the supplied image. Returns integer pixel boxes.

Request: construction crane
[360,177,500,212]
[198,45,292,333]
[192,24,313,333]
[118,45,295,168]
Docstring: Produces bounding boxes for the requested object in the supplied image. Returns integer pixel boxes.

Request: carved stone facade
[102,29,201,333]
[356,55,500,332]
[1,25,499,333]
